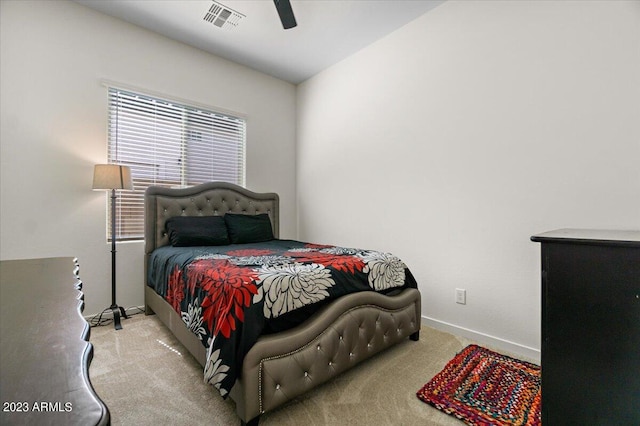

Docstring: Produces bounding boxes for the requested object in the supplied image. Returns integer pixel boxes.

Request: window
[107,87,246,241]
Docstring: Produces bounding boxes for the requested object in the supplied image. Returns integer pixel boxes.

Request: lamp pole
[110,188,128,330]
[93,164,132,330]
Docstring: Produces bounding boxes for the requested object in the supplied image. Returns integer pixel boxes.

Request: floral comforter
[147,239,417,397]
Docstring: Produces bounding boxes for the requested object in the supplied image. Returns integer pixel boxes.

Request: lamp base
[109,304,128,330]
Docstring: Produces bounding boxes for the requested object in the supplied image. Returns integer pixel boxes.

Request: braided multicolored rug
[417,344,541,425]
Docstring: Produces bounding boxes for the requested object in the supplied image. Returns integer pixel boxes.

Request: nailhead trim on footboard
[258,303,418,414]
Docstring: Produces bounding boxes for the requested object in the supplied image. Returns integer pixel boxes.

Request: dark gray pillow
[224,213,274,244]
[165,216,229,247]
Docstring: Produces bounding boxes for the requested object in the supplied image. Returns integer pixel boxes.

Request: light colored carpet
[89,314,474,425]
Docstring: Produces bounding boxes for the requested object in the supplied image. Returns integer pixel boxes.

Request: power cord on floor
[88,306,145,327]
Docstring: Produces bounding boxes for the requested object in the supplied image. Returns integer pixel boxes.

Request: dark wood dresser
[0,257,110,425]
[531,229,640,425]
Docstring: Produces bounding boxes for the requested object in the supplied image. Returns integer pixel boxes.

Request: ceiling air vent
[203,1,245,29]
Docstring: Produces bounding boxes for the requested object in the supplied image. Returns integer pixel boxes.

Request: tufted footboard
[229,288,421,425]
[146,282,421,425]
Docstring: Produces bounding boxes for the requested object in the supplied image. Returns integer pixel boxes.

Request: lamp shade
[92,164,133,190]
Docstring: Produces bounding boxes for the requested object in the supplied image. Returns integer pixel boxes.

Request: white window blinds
[107,87,246,241]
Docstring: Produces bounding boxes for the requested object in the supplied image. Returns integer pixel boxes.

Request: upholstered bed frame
[144,182,421,425]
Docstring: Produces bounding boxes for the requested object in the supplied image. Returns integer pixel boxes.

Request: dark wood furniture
[531,229,640,425]
[0,257,110,425]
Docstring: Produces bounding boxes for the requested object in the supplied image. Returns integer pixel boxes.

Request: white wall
[0,1,297,315]
[297,0,640,359]
[2,0,638,359]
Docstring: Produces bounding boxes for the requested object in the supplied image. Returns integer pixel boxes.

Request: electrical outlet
[455,288,466,305]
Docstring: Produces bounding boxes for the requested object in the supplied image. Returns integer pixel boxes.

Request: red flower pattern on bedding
[304,243,332,249]
[287,251,365,274]
[226,248,275,257]
[192,259,259,338]
[166,266,184,312]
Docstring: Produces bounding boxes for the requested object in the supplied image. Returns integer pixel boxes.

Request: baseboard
[84,305,146,323]
[421,315,541,364]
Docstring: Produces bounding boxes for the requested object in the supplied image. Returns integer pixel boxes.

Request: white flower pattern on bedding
[358,251,406,291]
[254,263,335,318]
[204,348,230,397]
[195,253,231,261]
[285,247,316,253]
[181,301,207,341]
[229,255,292,267]
[319,246,359,256]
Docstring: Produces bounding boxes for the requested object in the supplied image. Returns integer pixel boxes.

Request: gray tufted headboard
[144,182,279,258]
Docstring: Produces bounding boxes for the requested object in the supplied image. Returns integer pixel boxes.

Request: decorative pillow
[224,213,274,244]
[165,216,229,247]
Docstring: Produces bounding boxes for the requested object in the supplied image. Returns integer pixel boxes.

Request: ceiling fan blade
[273,0,297,29]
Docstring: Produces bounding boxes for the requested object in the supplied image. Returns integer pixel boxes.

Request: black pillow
[224,213,274,244]
[165,216,229,247]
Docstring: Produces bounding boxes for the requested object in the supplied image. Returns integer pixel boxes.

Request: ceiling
[75,0,445,84]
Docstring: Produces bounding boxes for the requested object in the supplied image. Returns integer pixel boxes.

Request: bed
[144,182,421,425]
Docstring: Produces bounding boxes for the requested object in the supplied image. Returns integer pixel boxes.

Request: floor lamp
[93,164,133,330]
